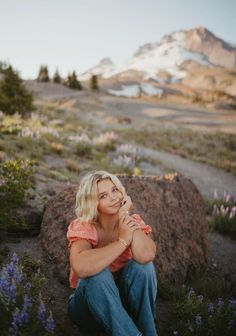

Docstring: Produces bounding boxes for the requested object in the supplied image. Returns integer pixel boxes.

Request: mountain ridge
[78,26,236,84]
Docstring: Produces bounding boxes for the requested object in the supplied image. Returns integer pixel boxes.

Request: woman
[67,170,158,336]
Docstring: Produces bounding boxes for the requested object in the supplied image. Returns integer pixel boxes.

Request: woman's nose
[109,193,116,201]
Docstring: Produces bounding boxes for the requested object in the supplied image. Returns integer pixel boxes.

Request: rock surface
[40,173,208,285]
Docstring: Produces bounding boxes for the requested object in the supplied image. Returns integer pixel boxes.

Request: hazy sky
[0,0,235,79]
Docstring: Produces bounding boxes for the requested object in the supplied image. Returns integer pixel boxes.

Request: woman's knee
[80,267,113,288]
[125,260,157,280]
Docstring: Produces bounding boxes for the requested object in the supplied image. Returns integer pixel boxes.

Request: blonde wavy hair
[75,170,127,224]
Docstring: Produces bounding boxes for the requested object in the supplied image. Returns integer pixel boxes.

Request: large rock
[40,173,208,285]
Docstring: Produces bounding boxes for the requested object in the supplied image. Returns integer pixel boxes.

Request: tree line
[37,65,98,91]
[0,61,99,116]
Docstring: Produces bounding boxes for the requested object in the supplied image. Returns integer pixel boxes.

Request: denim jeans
[68,259,158,336]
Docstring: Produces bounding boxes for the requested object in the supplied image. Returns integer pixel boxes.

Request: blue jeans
[68,260,158,336]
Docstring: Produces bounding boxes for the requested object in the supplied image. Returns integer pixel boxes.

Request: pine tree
[37,65,50,82]
[0,66,34,116]
[65,71,82,90]
[53,68,61,83]
[90,74,99,91]
[0,61,8,74]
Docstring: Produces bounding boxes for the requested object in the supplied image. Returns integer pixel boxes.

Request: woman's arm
[118,196,156,264]
[70,239,128,279]
[131,229,156,264]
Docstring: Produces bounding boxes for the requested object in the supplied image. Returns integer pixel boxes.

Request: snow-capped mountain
[78,27,236,84]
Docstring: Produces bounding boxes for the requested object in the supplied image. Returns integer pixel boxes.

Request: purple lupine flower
[187,288,195,298]
[23,295,32,311]
[217,298,224,308]
[228,298,236,310]
[11,253,19,265]
[207,302,214,314]
[0,275,17,303]
[38,298,46,326]
[9,307,28,336]
[197,295,204,302]
[227,320,235,329]
[232,310,236,318]
[44,312,55,334]
[195,314,202,327]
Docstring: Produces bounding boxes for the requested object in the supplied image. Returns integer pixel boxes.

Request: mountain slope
[79,27,236,85]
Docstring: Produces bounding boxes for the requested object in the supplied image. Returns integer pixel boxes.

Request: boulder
[40,172,208,285]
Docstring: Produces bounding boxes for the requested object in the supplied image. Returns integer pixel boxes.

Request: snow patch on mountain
[108,84,163,97]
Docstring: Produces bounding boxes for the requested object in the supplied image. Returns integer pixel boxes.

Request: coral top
[67,214,152,288]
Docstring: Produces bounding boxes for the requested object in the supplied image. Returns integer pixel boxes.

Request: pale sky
[0,0,235,79]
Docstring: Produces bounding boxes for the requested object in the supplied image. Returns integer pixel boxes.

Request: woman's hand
[118,196,140,246]
[119,195,133,214]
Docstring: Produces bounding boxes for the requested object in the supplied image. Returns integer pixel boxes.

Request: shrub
[0,253,56,335]
[64,71,82,90]
[171,287,236,336]
[0,158,35,238]
[0,66,34,116]
[209,190,236,239]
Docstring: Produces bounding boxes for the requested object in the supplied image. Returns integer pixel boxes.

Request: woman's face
[97,179,123,215]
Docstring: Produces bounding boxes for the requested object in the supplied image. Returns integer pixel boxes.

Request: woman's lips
[111,201,121,207]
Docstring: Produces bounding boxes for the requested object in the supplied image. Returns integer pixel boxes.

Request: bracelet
[118,237,129,247]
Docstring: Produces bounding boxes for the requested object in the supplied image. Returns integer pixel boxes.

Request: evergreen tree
[37,65,50,82]
[0,61,8,74]
[65,71,82,90]
[53,68,61,83]
[0,66,34,116]
[90,74,99,90]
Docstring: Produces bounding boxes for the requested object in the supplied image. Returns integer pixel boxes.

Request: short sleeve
[67,219,98,248]
[131,214,152,235]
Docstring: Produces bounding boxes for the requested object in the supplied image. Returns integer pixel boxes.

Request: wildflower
[10,307,28,336]
[187,287,195,298]
[217,298,224,308]
[212,204,218,217]
[68,133,92,144]
[195,314,202,327]
[187,320,193,332]
[197,295,204,302]
[93,131,118,146]
[228,298,236,310]
[38,298,46,326]
[227,320,235,329]
[113,155,135,169]
[213,189,218,199]
[207,302,214,314]
[23,295,32,311]
[44,311,56,334]
[225,193,232,203]
[116,144,140,160]
[220,204,226,217]
[230,206,236,218]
